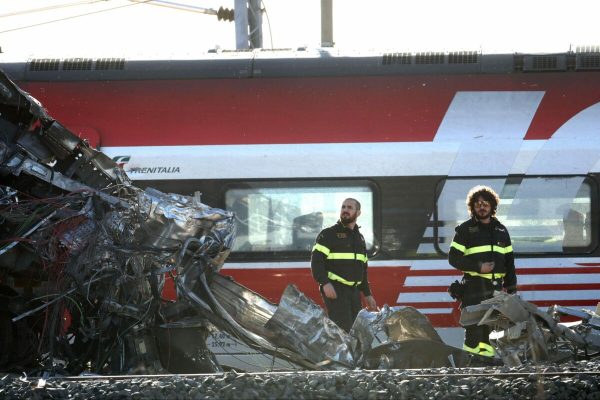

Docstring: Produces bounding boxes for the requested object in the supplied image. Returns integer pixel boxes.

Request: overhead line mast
[234,0,262,49]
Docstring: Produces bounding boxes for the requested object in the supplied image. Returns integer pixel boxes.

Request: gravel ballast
[1,361,599,399]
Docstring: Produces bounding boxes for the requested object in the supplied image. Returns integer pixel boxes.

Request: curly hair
[466,185,500,218]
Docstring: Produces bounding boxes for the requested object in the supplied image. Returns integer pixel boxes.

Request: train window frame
[223,179,380,261]
[433,175,598,256]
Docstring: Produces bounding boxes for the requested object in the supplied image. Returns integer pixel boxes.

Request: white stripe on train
[222,258,600,270]
[398,289,600,303]
[101,92,600,179]
[101,138,600,180]
[404,273,600,287]
[411,305,596,315]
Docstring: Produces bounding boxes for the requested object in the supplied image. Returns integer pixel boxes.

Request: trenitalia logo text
[128,167,181,174]
[111,156,181,174]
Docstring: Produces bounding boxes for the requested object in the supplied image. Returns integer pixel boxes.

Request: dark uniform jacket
[449,217,517,294]
[311,221,372,296]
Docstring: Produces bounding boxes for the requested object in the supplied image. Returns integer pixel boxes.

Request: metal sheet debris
[461,292,600,366]
[265,284,354,368]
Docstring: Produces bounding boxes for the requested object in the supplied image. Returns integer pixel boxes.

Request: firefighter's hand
[364,295,377,311]
[322,283,337,299]
[480,261,495,273]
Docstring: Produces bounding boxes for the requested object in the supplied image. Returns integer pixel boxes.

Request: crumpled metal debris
[265,284,354,368]
[355,305,443,343]
[352,305,499,369]
[137,188,235,262]
[0,68,238,374]
[461,292,600,366]
[351,305,444,362]
[0,67,355,375]
[254,286,500,371]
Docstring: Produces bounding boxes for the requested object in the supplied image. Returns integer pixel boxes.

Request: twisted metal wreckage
[0,69,598,375]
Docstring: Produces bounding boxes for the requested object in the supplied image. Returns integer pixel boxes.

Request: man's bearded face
[474,197,492,220]
[340,200,360,224]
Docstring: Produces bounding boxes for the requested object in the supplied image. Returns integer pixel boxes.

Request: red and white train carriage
[3,49,600,354]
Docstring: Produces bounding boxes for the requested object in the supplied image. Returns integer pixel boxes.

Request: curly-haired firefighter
[448,185,517,357]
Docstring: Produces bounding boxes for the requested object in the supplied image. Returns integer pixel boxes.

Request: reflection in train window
[435,176,595,254]
[225,183,374,253]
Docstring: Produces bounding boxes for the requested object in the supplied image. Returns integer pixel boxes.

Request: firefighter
[448,185,517,357]
[311,198,377,332]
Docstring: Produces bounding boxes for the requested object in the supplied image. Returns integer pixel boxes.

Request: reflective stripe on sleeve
[312,243,330,256]
[494,245,513,254]
[450,241,466,253]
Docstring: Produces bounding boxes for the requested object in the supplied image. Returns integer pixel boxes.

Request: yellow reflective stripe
[478,342,496,357]
[312,243,330,256]
[450,241,466,253]
[494,245,513,254]
[327,253,368,263]
[328,271,361,286]
[464,245,492,255]
[463,342,495,357]
[465,271,506,280]
[463,245,513,255]
[463,343,479,354]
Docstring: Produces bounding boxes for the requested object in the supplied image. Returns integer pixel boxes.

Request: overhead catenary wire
[0,0,233,34]
[0,0,107,18]
[129,0,221,16]
[1,0,271,50]
[261,0,273,49]
[0,0,152,34]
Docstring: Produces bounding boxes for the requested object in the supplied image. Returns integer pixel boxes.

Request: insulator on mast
[217,6,234,22]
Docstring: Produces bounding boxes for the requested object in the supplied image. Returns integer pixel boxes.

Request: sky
[0,0,599,60]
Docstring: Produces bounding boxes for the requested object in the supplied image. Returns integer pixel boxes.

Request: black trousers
[461,275,501,349]
[321,281,362,333]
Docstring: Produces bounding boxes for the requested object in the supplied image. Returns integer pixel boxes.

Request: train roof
[1,47,600,81]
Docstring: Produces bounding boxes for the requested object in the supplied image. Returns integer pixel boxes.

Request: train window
[435,176,595,254]
[225,183,374,253]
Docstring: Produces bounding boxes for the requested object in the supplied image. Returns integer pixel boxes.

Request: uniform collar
[336,220,360,231]
[471,216,498,227]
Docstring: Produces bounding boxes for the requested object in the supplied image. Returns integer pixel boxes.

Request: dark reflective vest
[310,221,371,296]
[448,217,517,293]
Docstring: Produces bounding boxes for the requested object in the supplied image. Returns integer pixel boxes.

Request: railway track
[2,362,599,399]
[35,368,600,381]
